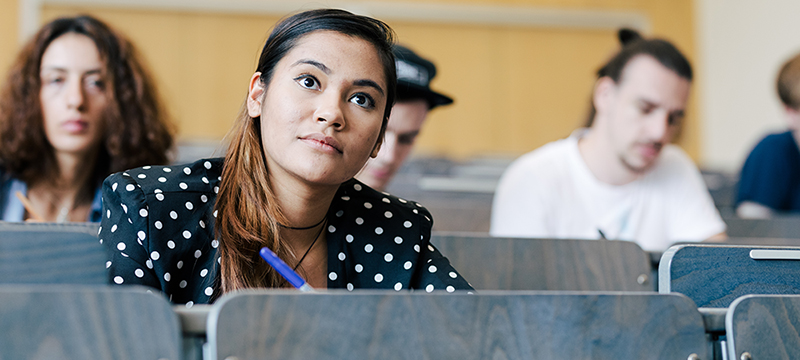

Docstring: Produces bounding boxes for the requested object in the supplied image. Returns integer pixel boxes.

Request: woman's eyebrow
[40,67,102,75]
[292,59,330,74]
[353,79,384,96]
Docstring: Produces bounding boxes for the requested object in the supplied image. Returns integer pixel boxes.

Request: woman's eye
[350,93,374,109]
[296,76,319,90]
[44,77,63,85]
[86,78,105,90]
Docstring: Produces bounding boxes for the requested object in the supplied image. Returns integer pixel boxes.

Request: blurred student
[490,30,726,251]
[737,52,800,218]
[356,44,453,191]
[0,15,173,222]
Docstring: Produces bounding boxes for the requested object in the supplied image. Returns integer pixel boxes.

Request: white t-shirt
[490,131,726,251]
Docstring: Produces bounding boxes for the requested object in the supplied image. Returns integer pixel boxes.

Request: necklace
[279,216,326,230]
[55,205,70,223]
[292,219,326,271]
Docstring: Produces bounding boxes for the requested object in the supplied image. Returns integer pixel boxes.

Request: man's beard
[618,142,663,173]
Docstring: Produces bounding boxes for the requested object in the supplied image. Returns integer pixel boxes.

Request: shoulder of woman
[102,157,224,222]
[333,179,433,229]
[106,157,224,195]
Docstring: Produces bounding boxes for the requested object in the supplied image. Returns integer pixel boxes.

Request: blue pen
[259,247,314,292]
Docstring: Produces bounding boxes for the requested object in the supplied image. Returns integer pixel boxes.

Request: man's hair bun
[618,28,643,46]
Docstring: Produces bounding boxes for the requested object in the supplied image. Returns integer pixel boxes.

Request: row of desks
[173,299,728,336]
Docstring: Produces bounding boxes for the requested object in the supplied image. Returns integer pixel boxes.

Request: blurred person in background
[356,44,453,192]
[737,52,800,218]
[491,29,726,251]
[0,15,174,222]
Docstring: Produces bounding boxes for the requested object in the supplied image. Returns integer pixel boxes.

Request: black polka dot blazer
[100,158,473,304]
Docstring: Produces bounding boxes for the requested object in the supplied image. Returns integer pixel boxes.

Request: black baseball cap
[393,44,454,109]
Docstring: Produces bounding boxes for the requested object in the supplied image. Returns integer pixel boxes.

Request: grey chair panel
[432,233,652,291]
[0,285,181,360]
[722,237,800,246]
[659,244,800,308]
[0,221,105,284]
[724,216,800,238]
[726,295,800,360]
[207,291,708,360]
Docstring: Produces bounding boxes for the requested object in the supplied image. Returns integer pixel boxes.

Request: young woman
[0,15,173,222]
[100,9,472,304]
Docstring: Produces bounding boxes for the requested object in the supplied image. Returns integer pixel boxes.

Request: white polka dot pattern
[100,160,472,305]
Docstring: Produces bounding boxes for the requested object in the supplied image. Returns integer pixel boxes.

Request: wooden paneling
[0,0,18,79]
[724,216,800,239]
[29,0,697,160]
[433,233,653,291]
[660,244,800,307]
[727,295,800,360]
[0,286,181,359]
[0,222,105,284]
[207,291,708,360]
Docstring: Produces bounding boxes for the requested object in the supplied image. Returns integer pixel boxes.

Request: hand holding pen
[259,247,314,292]
[15,191,45,222]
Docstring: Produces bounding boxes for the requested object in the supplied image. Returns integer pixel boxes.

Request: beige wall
[2,0,698,160]
[39,7,282,144]
[697,0,800,171]
[0,0,18,78]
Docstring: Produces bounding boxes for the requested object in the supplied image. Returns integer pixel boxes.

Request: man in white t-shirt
[490,30,726,251]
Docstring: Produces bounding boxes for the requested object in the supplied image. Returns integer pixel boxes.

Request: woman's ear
[370,134,383,158]
[247,72,265,118]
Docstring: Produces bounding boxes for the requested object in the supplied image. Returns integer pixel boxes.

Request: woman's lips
[61,120,88,133]
[300,133,342,154]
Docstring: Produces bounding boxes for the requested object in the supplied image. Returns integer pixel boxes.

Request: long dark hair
[584,28,693,127]
[215,8,396,293]
[0,15,174,204]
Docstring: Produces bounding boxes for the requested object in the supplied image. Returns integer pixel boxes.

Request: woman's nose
[66,78,85,110]
[315,93,345,130]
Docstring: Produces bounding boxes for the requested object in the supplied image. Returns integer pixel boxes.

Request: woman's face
[39,33,107,158]
[247,31,387,187]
